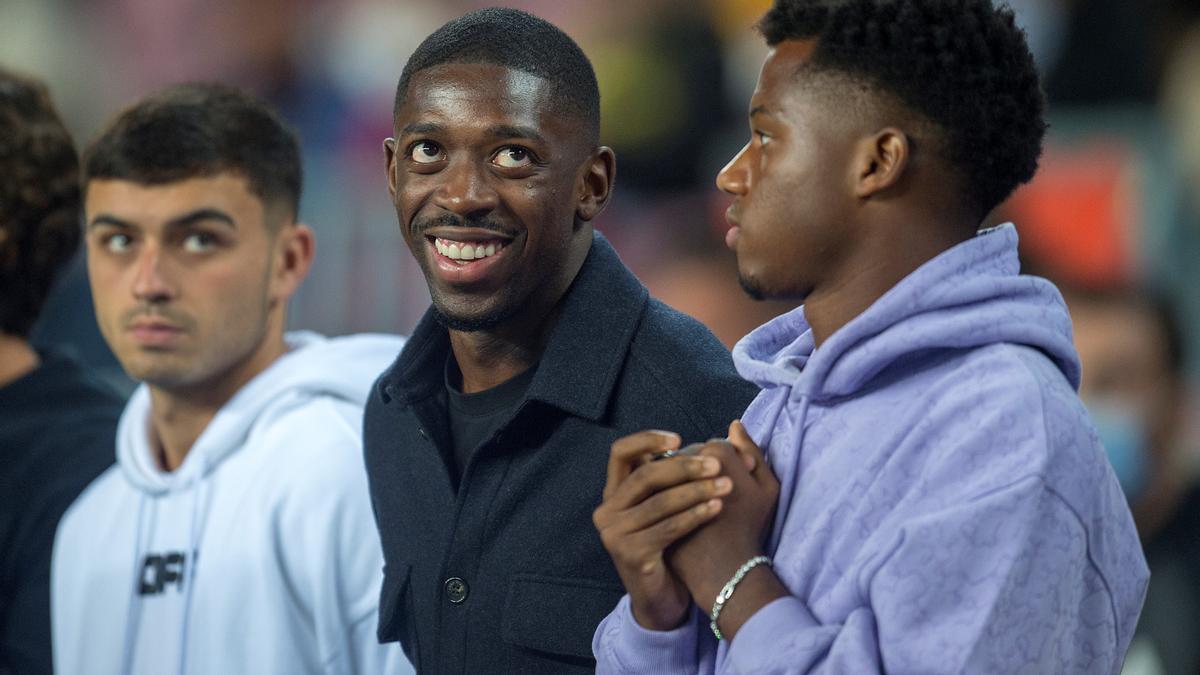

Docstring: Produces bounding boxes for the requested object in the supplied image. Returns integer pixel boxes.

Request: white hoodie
[52,331,413,675]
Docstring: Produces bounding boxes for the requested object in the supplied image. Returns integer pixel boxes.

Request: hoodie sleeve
[273,399,414,675]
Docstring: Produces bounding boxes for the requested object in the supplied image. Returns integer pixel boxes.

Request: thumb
[727,420,762,472]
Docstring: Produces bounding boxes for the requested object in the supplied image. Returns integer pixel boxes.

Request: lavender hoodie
[593,224,1148,674]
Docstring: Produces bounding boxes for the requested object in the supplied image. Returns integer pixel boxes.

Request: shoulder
[618,298,759,436]
[629,299,740,377]
[248,395,371,499]
[55,464,130,545]
[907,344,1134,557]
[896,343,1102,496]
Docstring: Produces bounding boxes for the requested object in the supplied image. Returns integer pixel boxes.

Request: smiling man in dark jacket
[362,8,758,673]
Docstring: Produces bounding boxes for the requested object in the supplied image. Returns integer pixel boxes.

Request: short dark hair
[0,68,81,338]
[757,0,1046,218]
[83,83,302,220]
[394,7,600,143]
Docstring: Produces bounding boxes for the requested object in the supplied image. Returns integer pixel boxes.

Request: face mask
[1085,399,1150,502]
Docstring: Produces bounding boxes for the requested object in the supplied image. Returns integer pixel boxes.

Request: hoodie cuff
[726,595,818,672]
[596,595,700,673]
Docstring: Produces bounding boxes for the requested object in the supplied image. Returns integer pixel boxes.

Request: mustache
[121,306,194,330]
[411,213,517,239]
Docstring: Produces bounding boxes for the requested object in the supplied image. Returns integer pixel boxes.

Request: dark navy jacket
[364,232,759,674]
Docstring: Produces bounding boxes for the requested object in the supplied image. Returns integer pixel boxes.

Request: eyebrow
[749,105,773,118]
[88,208,237,231]
[486,124,544,144]
[396,121,545,145]
[398,121,443,138]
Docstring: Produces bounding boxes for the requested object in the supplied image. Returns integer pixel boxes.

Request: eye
[182,232,218,253]
[756,131,772,146]
[492,146,533,169]
[409,141,445,164]
[103,233,133,253]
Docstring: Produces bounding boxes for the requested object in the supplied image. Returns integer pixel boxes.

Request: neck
[805,214,974,346]
[146,329,289,471]
[0,333,39,387]
[448,234,590,394]
[146,389,221,472]
[449,297,566,394]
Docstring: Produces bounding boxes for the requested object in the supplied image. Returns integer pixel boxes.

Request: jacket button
[444,577,469,604]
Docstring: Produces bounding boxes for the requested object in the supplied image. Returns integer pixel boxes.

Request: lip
[724,207,741,249]
[423,228,517,286]
[127,320,185,347]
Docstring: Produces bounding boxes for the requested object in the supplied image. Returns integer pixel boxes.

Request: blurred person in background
[1067,287,1200,675]
[51,83,412,675]
[364,8,757,673]
[593,0,1148,672]
[0,67,123,675]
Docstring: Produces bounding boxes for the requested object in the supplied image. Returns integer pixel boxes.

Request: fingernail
[715,477,732,492]
[702,457,720,474]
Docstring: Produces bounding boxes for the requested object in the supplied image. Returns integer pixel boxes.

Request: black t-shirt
[444,355,536,482]
[0,352,123,675]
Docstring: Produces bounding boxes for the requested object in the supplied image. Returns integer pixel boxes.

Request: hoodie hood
[117,331,404,494]
[733,224,1080,401]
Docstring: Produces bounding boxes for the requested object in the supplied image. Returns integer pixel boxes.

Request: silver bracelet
[710,555,772,641]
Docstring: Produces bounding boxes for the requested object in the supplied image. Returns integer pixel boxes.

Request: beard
[431,300,516,333]
[737,272,766,301]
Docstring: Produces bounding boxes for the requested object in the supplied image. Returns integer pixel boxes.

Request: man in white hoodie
[52,83,412,675]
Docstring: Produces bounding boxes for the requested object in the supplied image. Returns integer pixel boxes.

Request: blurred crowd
[4,0,1200,672]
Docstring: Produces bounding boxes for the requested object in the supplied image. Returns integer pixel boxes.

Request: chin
[737,273,767,301]
[431,304,512,333]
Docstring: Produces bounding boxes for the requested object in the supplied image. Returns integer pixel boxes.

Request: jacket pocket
[501,573,625,660]
[376,562,413,646]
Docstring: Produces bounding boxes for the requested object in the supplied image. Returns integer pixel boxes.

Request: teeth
[434,237,505,262]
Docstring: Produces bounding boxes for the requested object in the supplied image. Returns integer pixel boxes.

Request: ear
[269,223,316,303]
[383,138,399,198]
[575,146,616,224]
[852,128,909,199]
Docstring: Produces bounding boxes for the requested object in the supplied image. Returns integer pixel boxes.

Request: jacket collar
[382,231,648,421]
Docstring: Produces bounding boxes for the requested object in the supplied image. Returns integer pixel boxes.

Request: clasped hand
[593,420,782,637]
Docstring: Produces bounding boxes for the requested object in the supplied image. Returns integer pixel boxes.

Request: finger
[728,420,765,475]
[606,455,723,512]
[606,430,681,500]
[618,476,733,533]
[697,439,742,473]
[631,497,724,555]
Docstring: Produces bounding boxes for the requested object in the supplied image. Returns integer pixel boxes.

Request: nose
[433,159,500,219]
[131,244,176,303]
[716,143,751,196]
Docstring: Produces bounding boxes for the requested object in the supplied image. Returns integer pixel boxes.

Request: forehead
[752,40,820,108]
[396,62,562,138]
[85,173,265,222]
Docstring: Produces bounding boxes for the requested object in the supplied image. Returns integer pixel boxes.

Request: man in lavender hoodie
[591,0,1149,673]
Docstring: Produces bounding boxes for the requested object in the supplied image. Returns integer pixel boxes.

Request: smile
[433,237,506,262]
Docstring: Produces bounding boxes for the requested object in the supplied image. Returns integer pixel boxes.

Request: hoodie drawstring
[121,494,149,674]
[177,454,208,675]
[120,455,210,675]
